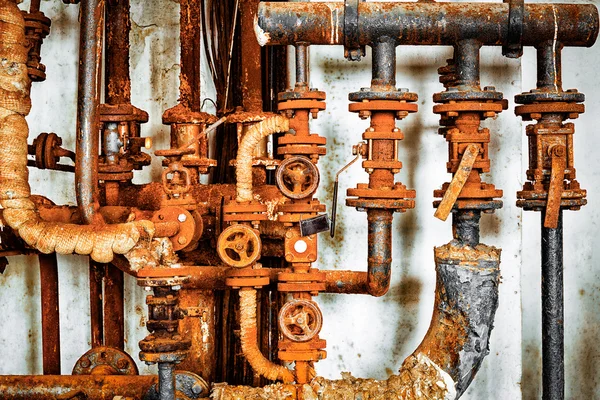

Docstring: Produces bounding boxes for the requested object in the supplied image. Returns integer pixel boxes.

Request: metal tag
[299,214,330,237]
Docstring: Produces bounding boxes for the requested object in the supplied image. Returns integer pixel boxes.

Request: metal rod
[39,253,61,375]
[89,261,105,348]
[240,0,263,112]
[105,0,131,104]
[257,2,598,48]
[103,264,124,350]
[158,362,176,400]
[542,209,564,400]
[76,0,105,224]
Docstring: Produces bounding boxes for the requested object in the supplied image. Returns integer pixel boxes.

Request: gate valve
[434,143,480,221]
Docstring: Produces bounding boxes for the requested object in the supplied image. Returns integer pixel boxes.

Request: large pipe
[105,0,131,104]
[542,210,564,400]
[366,209,393,297]
[0,375,157,399]
[257,2,598,48]
[179,0,202,111]
[76,0,104,225]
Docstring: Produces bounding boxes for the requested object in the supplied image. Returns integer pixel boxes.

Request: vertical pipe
[89,261,105,348]
[76,0,105,225]
[295,42,309,88]
[454,39,481,89]
[542,210,564,400]
[158,362,176,400]
[39,253,61,375]
[537,41,563,92]
[179,0,202,112]
[103,265,124,350]
[452,210,481,247]
[366,209,393,297]
[240,0,263,112]
[105,0,131,105]
[371,37,396,89]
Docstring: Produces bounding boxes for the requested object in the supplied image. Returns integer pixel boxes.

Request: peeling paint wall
[0,1,598,399]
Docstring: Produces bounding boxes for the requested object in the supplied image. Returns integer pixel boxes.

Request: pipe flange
[279,300,323,342]
[343,0,365,61]
[146,370,210,399]
[278,88,326,102]
[72,346,138,376]
[434,87,505,103]
[502,0,525,58]
[515,89,585,105]
[349,88,418,102]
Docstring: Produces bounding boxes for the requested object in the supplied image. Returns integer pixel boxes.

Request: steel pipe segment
[257,2,598,48]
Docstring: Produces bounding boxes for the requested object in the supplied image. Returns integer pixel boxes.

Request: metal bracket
[344,0,365,61]
[503,0,525,58]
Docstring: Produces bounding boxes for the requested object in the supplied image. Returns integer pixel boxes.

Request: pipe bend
[214,242,501,399]
[0,0,155,264]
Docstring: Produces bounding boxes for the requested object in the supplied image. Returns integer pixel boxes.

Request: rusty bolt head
[566,88,578,93]
[358,110,371,120]
[398,88,409,93]
[483,111,496,118]
[310,109,319,119]
[285,254,293,262]
[178,236,187,245]
[391,169,400,174]
[80,357,90,368]
[531,113,542,120]
[396,111,409,119]
[177,213,187,222]
[568,113,580,119]
[192,382,205,395]
[285,231,293,239]
[116,358,129,369]
[484,86,496,92]
[368,127,375,132]
[361,87,369,92]
[366,168,374,174]
[284,110,294,119]
[447,111,459,118]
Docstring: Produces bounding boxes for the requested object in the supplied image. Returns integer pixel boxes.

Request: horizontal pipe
[0,375,157,400]
[257,2,598,48]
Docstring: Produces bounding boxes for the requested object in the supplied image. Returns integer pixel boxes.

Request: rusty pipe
[39,253,61,375]
[179,0,202,112]
[0,375,157,399]
[105,0,131,104]
[76,0,105,225]
[257,2,598,48]
[366,209,393,297]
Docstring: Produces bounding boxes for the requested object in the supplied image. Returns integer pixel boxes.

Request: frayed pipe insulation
[0,0,155,264]
[256,2,598,48]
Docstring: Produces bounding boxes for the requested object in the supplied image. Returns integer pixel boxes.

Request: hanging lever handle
[544,145,566,228]
[434,143,480,221]
[330,143,364,237]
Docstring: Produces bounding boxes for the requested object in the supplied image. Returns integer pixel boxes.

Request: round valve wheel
[279,299,323,342]
[217,225,262,268]
[276,156,320,199]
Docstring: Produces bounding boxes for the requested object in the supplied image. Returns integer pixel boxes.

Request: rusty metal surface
[38,253,60,375]
[257,2,598,47]
[105,0,131,104]
[179,0,202,112]
[76,0,105,225]
[103,264,124,350]
[72,346,138,376]
[0,375,158,399]
[240,0,263,113]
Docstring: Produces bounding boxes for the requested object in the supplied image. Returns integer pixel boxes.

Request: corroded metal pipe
[39,253,61,375]
[0,375,157,399]
[257,2,598,48]
[76,0,105,224]
[105,0,131,104]
[366,209,393,297]
[542,210,564,400]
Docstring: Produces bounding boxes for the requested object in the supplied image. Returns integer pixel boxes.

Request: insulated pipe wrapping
[236,115,288,202]
[214,242,500,399]
[239,289,295,383]
[0,1,154,264]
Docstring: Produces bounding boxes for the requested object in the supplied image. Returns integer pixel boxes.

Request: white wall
[0,1,598,399]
